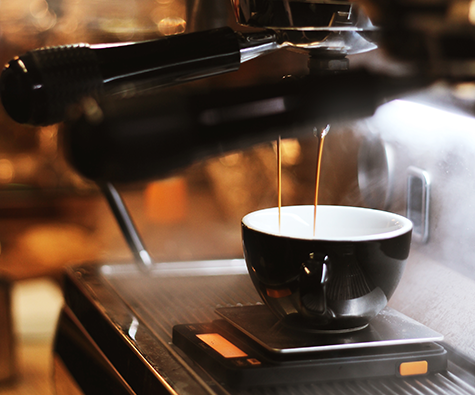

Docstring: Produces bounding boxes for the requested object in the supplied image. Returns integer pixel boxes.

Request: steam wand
[100,182,153,271]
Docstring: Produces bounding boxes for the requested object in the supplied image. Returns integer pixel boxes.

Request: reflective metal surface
[276,28,377,54]
[406,166,431,244]
[354,96,475,281]
[100,182,152,269]
[0,277,15,383]
[232,0,368,30]
[231,0,377,53]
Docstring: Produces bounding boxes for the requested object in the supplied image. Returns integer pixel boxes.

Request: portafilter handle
[0,27,279,126]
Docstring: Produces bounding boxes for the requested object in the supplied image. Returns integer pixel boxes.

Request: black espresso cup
[242,205,413,332]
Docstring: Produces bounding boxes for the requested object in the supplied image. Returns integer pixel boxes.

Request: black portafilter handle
[63,69,432,184]
[0,27,277,126]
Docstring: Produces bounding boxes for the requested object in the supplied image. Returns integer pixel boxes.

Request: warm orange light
[197,333,248,358]
[399,360,428,376]
[157,17,186,35]
[266,288,292,298]
[144,177,187,224]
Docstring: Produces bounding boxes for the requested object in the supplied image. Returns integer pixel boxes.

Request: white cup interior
[242,205,413,241]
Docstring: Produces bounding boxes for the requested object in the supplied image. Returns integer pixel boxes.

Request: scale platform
[173,305,447,388]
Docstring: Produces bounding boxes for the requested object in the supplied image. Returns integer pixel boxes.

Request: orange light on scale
[399,360,428,376]
[197,333,248,358]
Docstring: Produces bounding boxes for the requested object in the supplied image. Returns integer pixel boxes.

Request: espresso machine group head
[0,0,442,187]
[0,0,378,127]
[2,0,475,131]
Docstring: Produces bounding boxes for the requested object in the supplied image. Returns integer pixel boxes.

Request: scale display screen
[196,333,248,358]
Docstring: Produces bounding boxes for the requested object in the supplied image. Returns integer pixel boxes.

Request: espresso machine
[1,0,475,393]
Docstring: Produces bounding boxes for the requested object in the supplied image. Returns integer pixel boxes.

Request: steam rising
[356,98,475,278]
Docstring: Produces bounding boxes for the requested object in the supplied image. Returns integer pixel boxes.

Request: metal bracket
[100,182,152,271]
[406,166,431,244]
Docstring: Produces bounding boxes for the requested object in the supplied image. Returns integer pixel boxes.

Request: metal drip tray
[55,259,475,394]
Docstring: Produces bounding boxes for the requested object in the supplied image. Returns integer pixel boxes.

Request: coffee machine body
[0,0,473,393]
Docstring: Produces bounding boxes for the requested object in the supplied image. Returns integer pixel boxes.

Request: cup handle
[299,253,330,315]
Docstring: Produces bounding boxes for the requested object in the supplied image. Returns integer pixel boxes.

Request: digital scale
[173,305,446,388]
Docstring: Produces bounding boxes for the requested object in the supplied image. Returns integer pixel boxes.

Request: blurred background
[0,0,368,393]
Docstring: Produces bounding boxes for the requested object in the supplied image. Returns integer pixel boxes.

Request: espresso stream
[313,125,330,235]
[277,135,282,231]
[277,125,330,235]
